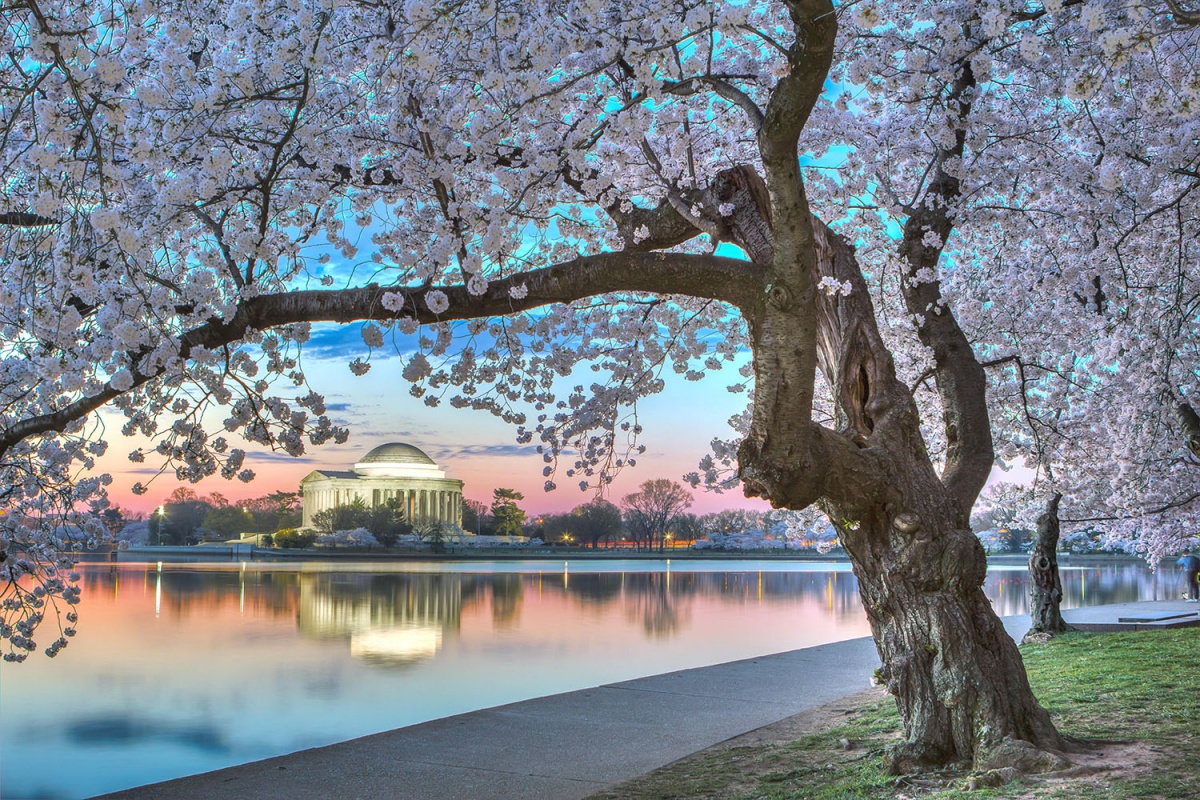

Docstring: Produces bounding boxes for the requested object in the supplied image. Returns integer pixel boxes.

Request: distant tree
[205,491,231,508]
[364,497,411,547]
[166,487,199,505]
[572,500,623,549]
[622,507,655,551]
[158,490,216,545]
[490,489,526,537]
[539,512,574,544]
[201,506,252,539]
[670,513,704,545]
[274,528,316,549]
[414,521,452,553]
[311,497,370,536]
[243,491,302,532]
[462,498,491,535]
[622,479,693,553]
[701,509,766,535]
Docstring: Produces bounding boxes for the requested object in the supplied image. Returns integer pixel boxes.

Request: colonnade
[307,485,462,527]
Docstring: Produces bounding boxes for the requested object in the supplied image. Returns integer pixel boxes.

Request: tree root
[888,737,1072,777]
[974,738,1072,773]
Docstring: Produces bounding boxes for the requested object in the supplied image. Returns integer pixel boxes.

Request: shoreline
[78,545,1153,566]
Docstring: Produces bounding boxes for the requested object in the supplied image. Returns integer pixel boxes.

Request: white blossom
[425,290,450,314]
[381,292,405,312]
[361,323,384,348]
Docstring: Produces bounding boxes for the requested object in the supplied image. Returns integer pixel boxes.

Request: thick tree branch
[1175,400,1200,457]
[897,61,994,514]
[1164,0,1200,26]
[0,252,765,458]
[0,212,57,227]
[662,76,765,128]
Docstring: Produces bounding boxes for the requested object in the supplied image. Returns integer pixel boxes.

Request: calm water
[0,558,1163,799]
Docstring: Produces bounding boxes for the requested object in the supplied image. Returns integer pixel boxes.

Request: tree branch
[0,252,766,458]
[896,60,994,514]
[1164,0,1200,26]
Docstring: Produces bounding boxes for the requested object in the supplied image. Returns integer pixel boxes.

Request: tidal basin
[0,558,1162,800]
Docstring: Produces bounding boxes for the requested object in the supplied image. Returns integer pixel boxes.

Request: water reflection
[66,715,229,754]
[298,573,466,667]
[3,559,1164,800]
[75,561,1162,663]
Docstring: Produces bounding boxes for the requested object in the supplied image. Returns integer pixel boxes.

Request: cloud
[302,323,387,360]
[435,443,537,460]
[247,451,321,464]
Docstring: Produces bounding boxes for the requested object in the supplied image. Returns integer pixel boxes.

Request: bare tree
[622,479,693,553]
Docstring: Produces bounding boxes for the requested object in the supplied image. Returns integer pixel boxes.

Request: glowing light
[350,625,442,665]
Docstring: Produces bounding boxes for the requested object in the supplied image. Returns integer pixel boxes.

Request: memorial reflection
[78,561,1168,660]
[297,573,473,667]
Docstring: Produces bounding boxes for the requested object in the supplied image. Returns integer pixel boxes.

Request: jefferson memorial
[299,443,464,529]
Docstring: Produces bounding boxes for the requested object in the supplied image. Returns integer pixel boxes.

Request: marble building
[300,442,464,529]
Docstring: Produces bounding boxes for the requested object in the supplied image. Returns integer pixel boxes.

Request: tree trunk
[835,494,1068,773]
[737,218,1069,773]
[1024,492,1073,641]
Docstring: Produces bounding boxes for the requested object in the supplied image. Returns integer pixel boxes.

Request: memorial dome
[353,442,445,478]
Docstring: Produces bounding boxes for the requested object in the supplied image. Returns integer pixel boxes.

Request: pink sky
[97,344,770,519]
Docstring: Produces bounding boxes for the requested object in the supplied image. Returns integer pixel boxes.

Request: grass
[588,628,1200,799]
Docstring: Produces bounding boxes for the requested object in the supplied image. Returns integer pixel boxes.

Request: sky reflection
[0,559,1163,800]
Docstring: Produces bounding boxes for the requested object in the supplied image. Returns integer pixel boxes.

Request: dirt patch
[1011,740,1162,797]
[713,687,893,748]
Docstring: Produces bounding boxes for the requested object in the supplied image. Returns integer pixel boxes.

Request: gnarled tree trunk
[1025,492,1073,641]
[736,220,1067,773]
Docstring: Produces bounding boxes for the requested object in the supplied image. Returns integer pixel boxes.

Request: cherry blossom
[2,0,1197,773]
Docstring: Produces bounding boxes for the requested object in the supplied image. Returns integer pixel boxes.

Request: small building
[300,443,464,529]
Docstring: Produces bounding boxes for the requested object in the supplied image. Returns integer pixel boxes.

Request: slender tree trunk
[1024,493,1073,641]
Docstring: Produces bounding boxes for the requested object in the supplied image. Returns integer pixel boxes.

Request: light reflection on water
[0,559,1161,800]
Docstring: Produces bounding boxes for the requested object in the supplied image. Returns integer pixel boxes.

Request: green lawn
[589,629,1200,799]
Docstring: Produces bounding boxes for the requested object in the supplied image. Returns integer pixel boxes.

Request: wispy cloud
[435,443,537,460]
[247,451,321,464]
[302,323,387,360]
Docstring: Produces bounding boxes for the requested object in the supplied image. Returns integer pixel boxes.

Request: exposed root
[974,738,1072,773]
[963,766,1023,790]
[888,736,1072,779]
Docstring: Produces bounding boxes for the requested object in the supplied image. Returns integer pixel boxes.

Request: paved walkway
[93,602,1197,800]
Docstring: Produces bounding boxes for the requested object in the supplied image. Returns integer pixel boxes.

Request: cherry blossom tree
[3,0,1198,774]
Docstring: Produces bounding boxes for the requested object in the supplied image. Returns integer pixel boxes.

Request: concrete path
[91,604,1193,800]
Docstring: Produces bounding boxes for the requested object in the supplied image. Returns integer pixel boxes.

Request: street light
[155,505,165,546]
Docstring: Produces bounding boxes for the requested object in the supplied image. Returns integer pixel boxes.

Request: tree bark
[1024,493,1074,641]
[763,222,1069,773]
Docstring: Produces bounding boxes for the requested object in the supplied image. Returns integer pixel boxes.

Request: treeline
[137,488,301,545]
